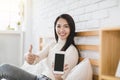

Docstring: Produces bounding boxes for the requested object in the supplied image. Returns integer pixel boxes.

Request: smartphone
[53,52,65,74]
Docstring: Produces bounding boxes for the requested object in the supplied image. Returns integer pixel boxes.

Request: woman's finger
[64,64,68,67]
[64,66,69,71]
[64,64,69,71]
[29,44,33,53]
[52,62,54,68]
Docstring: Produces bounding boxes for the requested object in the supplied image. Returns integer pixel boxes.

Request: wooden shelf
[99,27,120,80]
[101,74,120,80]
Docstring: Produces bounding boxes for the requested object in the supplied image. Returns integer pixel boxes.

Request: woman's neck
[58,38,66,44]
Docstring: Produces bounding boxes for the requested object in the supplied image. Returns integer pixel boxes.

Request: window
[0,0,24,30]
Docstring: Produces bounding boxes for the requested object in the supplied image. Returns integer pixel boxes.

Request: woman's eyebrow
[56,23,69,26]
[64,24,69,26]
[65,24,69,25]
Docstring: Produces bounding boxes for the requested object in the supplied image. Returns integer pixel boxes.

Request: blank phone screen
[54,53,65,71]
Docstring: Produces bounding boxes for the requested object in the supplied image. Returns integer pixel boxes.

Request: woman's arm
[37,41,55,61]
[25,41,55,65]
[61,45,79,79]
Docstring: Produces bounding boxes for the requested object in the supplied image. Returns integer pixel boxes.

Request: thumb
[29,44,33,53]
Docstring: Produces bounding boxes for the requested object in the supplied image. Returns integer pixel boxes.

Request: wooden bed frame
[75,30,99,80]
[39,30,99,80]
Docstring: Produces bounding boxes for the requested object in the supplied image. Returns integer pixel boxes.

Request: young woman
[0,14,80,80]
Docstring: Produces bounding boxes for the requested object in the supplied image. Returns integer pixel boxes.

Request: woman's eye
[65,25,69,28]
[57,25,60,28]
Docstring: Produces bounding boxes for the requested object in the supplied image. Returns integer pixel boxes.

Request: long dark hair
[54,14,80,60]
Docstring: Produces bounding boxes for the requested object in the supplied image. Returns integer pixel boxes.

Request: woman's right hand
[25,45,36,64]
[25,53,36,64]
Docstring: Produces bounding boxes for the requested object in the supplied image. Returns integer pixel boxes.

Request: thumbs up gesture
[25,44,36,64]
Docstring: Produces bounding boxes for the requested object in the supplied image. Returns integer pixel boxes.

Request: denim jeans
[36,74,52,80]
[0,64,52,80]
[0,64,37,80]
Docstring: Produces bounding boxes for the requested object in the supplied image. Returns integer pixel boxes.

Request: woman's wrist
[55,76,63,80]
[33,55,40,64]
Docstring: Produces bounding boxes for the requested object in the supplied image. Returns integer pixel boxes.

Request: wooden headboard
[39,30,99,80]
[75,30,99,80]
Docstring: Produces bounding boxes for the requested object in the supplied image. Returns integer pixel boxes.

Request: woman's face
[56,18,70,40]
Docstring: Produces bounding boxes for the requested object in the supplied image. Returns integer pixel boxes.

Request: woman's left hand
[52,64,69,80]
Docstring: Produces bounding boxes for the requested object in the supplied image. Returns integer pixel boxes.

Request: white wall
[23,0,33,53]
[26,0,120,52]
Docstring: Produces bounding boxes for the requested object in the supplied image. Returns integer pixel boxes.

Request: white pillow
[65,58,93,80]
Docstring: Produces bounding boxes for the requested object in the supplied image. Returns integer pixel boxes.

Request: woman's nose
[59,27,64,32]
